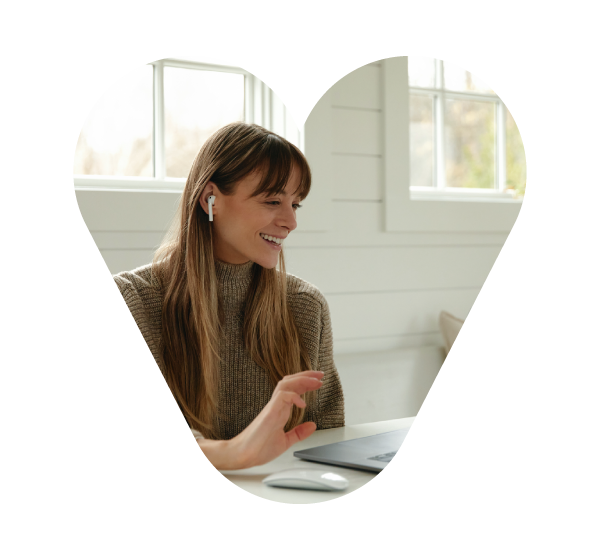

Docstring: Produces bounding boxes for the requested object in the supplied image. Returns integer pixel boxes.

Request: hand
[229,370,324,469]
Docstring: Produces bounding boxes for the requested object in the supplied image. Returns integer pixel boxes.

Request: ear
[200,181,217,214]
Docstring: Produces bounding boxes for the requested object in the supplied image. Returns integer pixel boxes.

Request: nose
[275,202,297,233]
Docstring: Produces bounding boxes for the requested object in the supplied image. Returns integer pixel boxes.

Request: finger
[282,370,324,382]
[276,376,323,395]
[264,392,305,427]
[275,379,322,399]
[284,421,317,448]
[278,391,307,409]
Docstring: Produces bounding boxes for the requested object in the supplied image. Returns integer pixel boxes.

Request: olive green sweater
[113,259,345,440]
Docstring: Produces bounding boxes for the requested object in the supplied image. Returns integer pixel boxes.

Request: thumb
[284,421,317,448]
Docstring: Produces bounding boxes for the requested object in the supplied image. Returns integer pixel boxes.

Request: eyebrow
[260,191,301,199]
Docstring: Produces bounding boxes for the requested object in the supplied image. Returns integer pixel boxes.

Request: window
[408,57,526,201]
[73,59,300,191]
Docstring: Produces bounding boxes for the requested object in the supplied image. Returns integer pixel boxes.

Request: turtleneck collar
[214,259,255,285]
[214,259,255,315]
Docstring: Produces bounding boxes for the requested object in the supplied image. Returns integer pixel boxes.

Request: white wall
[75,59,521,424]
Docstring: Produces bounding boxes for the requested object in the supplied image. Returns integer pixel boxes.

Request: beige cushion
[439,311,464,355]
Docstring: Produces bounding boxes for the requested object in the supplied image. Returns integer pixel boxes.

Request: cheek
[248,210,272,232]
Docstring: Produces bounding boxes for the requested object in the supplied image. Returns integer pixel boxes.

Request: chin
[252,254,279,269]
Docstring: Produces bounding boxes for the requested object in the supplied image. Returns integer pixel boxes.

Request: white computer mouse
[262,468,349,491]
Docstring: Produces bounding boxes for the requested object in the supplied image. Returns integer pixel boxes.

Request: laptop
[293,427,410,473]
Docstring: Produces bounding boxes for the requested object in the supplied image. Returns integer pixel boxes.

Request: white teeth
[261,233,282,245]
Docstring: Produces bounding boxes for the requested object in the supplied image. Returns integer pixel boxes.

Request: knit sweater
[113,259,345,440]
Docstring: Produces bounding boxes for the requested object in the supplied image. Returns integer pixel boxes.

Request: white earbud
[208,195,215,222]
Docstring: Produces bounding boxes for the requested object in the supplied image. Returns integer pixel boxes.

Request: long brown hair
[153,122,313,439]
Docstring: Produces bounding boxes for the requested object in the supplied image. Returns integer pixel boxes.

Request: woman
[114,122,344,470]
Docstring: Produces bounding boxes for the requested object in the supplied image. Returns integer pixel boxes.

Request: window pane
[505,108,526,197]
[164,67,245,178]
[445,99,495,189]
[73,65,153,176]
[409,94,434,186]
[443,60,494,94]
[408,56,435,88]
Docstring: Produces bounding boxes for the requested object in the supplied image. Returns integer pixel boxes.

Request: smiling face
[202,166,303,269]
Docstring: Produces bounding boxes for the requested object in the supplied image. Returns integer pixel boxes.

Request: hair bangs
[249,134,312,201]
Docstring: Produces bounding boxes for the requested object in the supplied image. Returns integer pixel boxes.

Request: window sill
[74,176,186,193]
[409,186,523,204]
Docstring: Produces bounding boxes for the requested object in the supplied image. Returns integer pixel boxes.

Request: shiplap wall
[75,60,518,425]
[285,61,513,355]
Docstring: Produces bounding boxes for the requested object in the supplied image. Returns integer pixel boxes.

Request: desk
[220,416,414,504]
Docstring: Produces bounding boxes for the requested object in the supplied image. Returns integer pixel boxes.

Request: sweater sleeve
[114,268,204,439]
[314,292,345,430]
[112,266,164,373]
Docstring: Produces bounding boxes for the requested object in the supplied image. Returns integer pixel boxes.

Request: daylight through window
[408,57,526,199]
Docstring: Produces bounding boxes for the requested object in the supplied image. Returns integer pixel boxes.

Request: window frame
[408,58,519,203]
[74,58,289,193]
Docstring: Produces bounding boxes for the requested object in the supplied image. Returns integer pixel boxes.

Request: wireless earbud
[208,195,215,222]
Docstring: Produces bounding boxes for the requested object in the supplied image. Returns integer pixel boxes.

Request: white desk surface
[220,416,414,504]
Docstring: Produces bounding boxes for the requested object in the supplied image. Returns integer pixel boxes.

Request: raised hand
[233,370,324,467]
